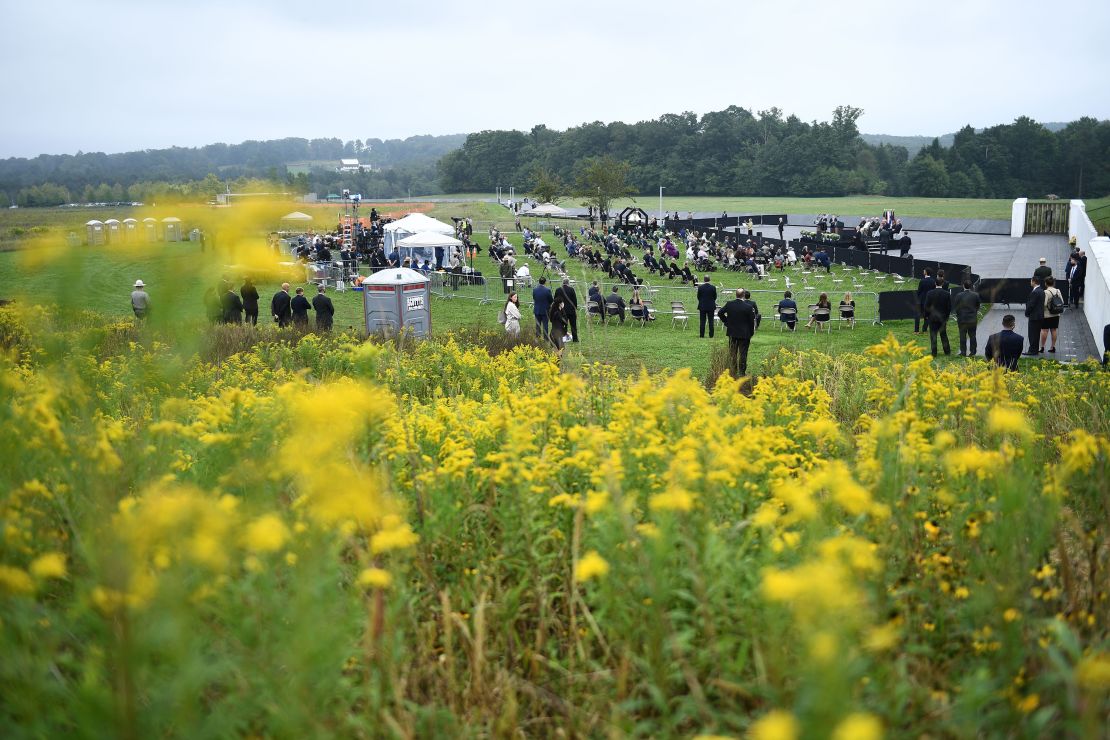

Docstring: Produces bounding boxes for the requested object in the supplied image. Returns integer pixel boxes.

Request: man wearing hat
[131,279,150,320]
[1033,258,1052,283]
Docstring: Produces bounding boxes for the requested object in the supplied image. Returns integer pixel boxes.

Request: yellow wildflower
[832,712,883,740]
[243,514,290,553]
[29,552,67,580]
[748,709,799,740]
[357,568,392,589]
[0,565,35,595]
[575,550,609,582]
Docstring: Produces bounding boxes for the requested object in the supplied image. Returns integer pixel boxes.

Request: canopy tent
[382,213,455,253]
[281,211,314,222]
[524,202,568,217]
[396,231,463,267]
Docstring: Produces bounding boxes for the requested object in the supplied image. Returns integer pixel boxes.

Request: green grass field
[0,220,963,381]
[430,194,1018,220]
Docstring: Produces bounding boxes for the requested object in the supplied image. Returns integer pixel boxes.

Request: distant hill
[862,122,1072,156]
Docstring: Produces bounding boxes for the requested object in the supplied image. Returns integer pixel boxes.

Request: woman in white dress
[503,292,522,336]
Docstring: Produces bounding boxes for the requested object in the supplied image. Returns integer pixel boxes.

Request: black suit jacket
[1025,288,1045,321]
[271,290,292,320]
[312,294,334,319]
[555,285,578,310]
[291,294,311,321]
[222,291,244,323]
[241,283,260,310]
[924,286,952,323]
[696,282,718,311]
[916,277,935,303]
[717,299,757,339]
[985,329,1024,370]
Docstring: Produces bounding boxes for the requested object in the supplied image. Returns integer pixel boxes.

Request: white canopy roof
[363,267,429,286]
[86,220,103,225]
[383,213,454,235]
[162,217,181,223]
[281,211,314,222]
[525,202,568,216]
[397,231,463,250]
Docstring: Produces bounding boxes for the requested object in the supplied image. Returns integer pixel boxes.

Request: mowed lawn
[429,194,1018,220]
[2,224,955,379]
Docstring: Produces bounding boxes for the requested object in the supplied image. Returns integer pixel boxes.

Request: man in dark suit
[554,278,580,343]
[924,273,953,356]
[604,286,626,324]
[532,277,554,338]
[312,285,334,332]
[898,232,912,257]
[952,279,981,356]
[985,314,1025,371]
[697,275,718,338]
[222,285,244,324]
[271,282,292,327]
[914,268,935,334]
[717,289,758,377]
[241,277,260,326]
[291,287,311,328]
[1024,277,1045,355]
[778,217,785,240]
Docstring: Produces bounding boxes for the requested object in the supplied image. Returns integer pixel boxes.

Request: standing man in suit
[898,231,912,257]
[1024,277,1045,356]
[241,277,260,326]
[312,285,334,332]
[924,272,953,356]
[717,289,758,378]
[291,287,311,328]
[952,279,981,356]
[697,275,718,338]
[914,268,935,334]
[985,314,1025,371]
[222,284,244,324]
[554,278,580,343]
[271,282,292,327]
[532,276,554,339]
[777,217,785,240]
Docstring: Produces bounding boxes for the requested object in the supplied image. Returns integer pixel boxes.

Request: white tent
[281,211,314,222]
[396,231,463,267]
[383,213,455,253]
[524,202,569,217]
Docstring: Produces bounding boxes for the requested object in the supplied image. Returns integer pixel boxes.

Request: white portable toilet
[362,267,431,338]
[103,218,121,244]
[86,220,105,246]
[122,218,138,243]
[162,217,182,242]
[143,217,158,242]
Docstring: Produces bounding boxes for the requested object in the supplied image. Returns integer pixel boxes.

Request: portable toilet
[162,217,182,242]
[103,218,121,243]
[122,218,138,243]
[86,219,105,245]
[362,267,431,338]
[143,217,158,242]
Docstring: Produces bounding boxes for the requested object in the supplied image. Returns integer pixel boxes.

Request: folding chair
[586,300,603,325]
[778,307,798,332]
[670,301,690,329]
[837,305,856,330]
[630,304,649,327]
[604,302,624,325]
[809,305,832,333]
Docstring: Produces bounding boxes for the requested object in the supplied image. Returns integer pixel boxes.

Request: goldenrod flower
[243,514,289,553]
[574,550,609,582]
[357,568,392,589]
[29,552,67,580]
[748,709,799,740]
[832,712,882,740]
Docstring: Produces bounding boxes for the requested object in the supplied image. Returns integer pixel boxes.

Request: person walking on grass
[717,289,758,378]
[952,279,981,356]
[271,282,292,327]
[554,278,580,343]
[241,277,260,326]
[131,279,150,320]
[532,276,553,339]
[291,287,311,328]
[501,292,522,336]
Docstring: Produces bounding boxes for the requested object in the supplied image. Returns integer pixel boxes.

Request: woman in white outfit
[503,292,522,336]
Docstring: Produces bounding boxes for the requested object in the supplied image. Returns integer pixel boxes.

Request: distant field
[427,194,1018,220]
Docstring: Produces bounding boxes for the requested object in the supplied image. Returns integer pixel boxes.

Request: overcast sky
[2,0,1107,158]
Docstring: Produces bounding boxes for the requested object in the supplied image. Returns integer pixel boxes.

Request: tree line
[438,107,1110,200]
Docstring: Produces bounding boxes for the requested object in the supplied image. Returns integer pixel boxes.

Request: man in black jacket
[241,277,260,326]
[924,273,953,356]
[697,275,718,338]
[717,289,758,377]
[312,285,334,332]
[1024,277,1045,356]
[291,287,311,328]
[271,283,292,327]
[985,314,1025,371]
[898,232,912,257]
[222,285,244,324]
[914,268,935,334]
[554,279,579,343]
[952,279,981,356]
